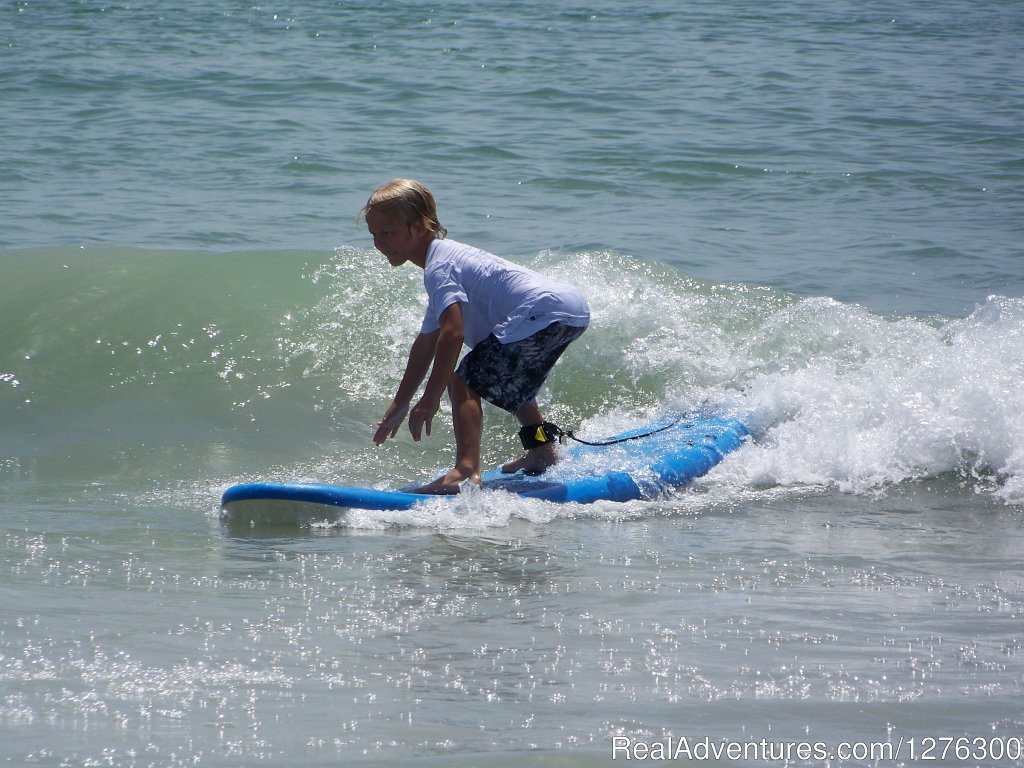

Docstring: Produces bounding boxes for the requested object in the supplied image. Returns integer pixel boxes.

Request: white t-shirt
[420,238,590,348]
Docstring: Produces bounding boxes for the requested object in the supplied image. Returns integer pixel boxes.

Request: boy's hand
[373,401,409,445]
[408,394,441,442]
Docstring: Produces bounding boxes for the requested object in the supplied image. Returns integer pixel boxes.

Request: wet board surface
[220,413,748,522]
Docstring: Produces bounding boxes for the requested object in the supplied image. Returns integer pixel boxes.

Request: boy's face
[365,209,426,268]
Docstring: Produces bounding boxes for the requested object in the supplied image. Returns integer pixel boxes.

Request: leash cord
[552,413,691,447]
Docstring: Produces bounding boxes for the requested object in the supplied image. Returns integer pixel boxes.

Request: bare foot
[412,468,481,495]
[501,443,559,475]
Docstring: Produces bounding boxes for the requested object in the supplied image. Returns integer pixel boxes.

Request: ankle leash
[519,414,692,450]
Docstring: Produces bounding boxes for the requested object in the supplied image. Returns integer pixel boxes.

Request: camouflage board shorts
[456,322,587,413]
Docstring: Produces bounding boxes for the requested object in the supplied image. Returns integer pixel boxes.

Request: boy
[362,179,590,494]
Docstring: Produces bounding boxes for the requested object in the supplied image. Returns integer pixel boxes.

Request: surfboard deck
[220,413,748,523]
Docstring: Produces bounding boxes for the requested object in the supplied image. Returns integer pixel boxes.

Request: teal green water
[2,2,1024,766]
[4,1,1022,315]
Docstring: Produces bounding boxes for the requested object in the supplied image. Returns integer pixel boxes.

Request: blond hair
[360,178,447,238]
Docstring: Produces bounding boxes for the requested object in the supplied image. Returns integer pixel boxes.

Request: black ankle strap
[518,421,564,449]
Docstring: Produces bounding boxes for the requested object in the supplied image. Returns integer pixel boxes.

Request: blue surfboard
[220,413,748,523]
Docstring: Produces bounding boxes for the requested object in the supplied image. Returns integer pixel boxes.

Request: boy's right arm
[373,330,438,445]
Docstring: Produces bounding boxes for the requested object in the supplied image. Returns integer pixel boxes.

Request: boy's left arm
[409,302,465,441]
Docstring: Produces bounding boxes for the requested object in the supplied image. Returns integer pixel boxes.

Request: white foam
[726,295,1024,503]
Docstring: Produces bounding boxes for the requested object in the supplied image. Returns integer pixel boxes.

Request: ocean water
[2,1,1023,766]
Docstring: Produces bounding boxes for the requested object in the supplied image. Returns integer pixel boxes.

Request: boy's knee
[448,374,479,401]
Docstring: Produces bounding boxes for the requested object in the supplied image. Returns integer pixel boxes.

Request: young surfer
[362,179,590,494]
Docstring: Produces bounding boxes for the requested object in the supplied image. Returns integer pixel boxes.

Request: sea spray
[724,295,1024,503]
